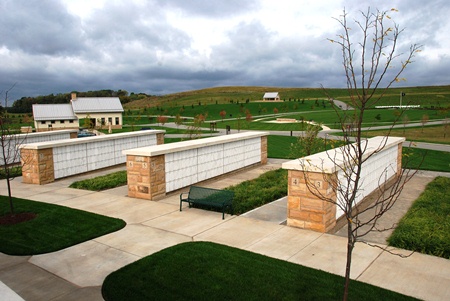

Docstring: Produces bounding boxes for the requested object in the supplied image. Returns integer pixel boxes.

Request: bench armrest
[180,192,189,201]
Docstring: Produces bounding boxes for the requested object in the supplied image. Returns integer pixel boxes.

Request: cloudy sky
[1,0,449,101]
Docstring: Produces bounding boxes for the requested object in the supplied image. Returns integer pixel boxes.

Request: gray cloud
[0,0,448,102]
[0,0,84,55]
[160,0,260,17]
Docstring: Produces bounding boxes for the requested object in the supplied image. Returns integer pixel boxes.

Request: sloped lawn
[0,196,126,255]
[388,176,450,259]
[102,241,417,301]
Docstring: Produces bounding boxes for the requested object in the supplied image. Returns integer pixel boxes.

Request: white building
[263,92,280,101]
[32,93,124,132]
[33,104,78,132]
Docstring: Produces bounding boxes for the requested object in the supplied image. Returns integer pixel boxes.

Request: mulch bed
[0,212,37,225]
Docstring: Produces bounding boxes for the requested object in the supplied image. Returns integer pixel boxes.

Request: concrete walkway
[1,160,449,301]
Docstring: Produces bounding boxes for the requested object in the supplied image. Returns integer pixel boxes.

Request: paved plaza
[0,160,449,301]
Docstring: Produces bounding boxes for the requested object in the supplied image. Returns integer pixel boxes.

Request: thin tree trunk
[6,177,14,214]
[343,221,354,301]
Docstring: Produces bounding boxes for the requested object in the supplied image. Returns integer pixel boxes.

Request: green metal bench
[180,186,234,219]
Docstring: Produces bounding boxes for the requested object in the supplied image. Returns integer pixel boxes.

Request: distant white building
[33,93,124,132]
[263,92,280,101]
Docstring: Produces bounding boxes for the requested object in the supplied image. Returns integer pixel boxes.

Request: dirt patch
[0,212,37,225]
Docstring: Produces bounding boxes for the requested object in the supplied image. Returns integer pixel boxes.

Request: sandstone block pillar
[287,170,337,232]
[126,154,166,200]
[261,136,268,164]
[21,148,55,185]
[156,133,164,145]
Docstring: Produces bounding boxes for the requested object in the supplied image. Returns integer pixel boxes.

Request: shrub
[226,169,287,214]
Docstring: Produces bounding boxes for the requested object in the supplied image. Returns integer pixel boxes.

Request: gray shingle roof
[263,92,279,98]
[71,97,124,113]
[32,104,77,121]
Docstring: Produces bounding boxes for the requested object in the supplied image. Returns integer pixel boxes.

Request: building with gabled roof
[263,92,280,101]
[32,93,124,132]
[33,104,78,132]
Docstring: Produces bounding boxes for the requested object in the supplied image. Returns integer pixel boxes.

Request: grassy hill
[124,85,450,109]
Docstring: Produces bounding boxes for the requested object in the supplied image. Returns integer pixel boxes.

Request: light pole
[400,92,405,108]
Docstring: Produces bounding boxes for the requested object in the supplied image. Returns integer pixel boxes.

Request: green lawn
[124,85,450,111]
[388,177,450,259]
[102,241,417,301]
[269,135,450,173]
[403,148,450,172]
[0,196,126,255]
[100,124,216,135]
[268,135,297,158]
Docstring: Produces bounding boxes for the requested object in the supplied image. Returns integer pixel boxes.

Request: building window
[101,117,105,125]
[41,121,46,125]
[108,117,112,124]
[51,120,55,124]
[115,117,119,125]
[69,120,74,123]
[60,120,65,124]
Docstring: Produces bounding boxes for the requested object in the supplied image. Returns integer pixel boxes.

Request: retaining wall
[20,130,165,184]
[282,136,404,232]
[123,131,269,200]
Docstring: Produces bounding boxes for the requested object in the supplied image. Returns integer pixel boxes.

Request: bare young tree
[290,123,324,158]
[0,84,28,218]
[420,114,429,133]
[306,8,423,300]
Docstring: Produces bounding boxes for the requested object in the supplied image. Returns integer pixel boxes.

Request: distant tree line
[8,89,151,113]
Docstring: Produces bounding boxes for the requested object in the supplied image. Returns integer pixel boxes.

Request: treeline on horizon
[7,90,151,113]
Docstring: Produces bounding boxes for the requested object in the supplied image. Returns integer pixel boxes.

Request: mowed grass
[403,148,450,172]
[268,135,297,158]
[388,177,450,259]
[102,241,417,301]
[124,85,450,110]
[362,125,450,144]
[268,135,450,173]
[0,196,126,255]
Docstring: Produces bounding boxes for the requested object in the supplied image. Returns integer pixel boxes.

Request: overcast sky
[1,0,449,102]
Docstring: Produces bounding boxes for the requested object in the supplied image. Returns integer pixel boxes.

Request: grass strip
[226,168,287,215]
[70,170,127,191]
[388,177,450,259]
[0,196,126,255]
[102,241,417,301]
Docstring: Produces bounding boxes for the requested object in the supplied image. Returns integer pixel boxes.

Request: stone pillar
[261,136,268,164]
[126,154,166,200]
[287,170,337,232]
[156,133,164,145]
[397,143,403,176]
[21,148,55,185]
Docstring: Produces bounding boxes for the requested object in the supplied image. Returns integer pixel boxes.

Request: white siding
[51,134,160,179]
[335,146,398,219]
[164,137,263,193]
[54,144,88,178]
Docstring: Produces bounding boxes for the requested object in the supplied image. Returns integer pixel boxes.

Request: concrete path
[1,161,449,301]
